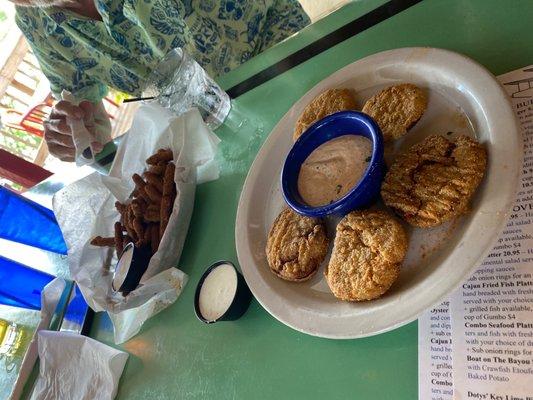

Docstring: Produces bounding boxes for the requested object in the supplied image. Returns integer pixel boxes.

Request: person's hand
[44,100,103,162]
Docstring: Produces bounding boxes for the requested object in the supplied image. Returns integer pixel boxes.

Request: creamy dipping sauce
[112,244,134,291]
[297,135,373,207]
[199,263,238,321]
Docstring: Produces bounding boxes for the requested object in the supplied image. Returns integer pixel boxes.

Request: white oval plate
[235,48,521,338]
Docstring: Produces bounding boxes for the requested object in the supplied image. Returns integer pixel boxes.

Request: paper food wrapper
[61,90,112,167]
[53,105,220,343]
[30,331,128,400]
[9,278,66,400]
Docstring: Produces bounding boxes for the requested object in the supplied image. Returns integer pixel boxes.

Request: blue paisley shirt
[15,0,309,102]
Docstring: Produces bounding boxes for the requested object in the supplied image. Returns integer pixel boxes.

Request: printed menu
[418,300,454,400]
[419,66,533,400]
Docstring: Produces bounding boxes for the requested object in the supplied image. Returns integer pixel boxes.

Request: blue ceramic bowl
[281,111,385,217]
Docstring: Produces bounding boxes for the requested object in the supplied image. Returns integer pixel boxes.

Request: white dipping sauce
[199,263,238,321]
[112,244,134,291]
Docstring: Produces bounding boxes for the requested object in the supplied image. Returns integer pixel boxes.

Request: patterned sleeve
[15,8,108,102]
[257,0,311,53]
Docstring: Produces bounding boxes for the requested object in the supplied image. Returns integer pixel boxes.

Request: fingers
[46,100,102,160]
[44,117,70,135]
[44,119,74,147]
[46,100,80,148]
[47,143,75,162]
[52,100,84,119]
[79,101,95,120]
[46,131,74,148]
[91,141,103,153]
[79,101,103,153]
[44,109,74,155]
[79,101,95,130]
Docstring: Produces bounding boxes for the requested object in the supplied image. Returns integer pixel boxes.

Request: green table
[32,1,533,398]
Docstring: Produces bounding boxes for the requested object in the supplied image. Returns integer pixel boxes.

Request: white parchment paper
[9,278,66,400]
[53,105,220,343]
[30,331,128,400]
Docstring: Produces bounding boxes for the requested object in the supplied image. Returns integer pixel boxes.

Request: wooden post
[33,140,49,167]
[0,148,52,188]
[0,35,28,98]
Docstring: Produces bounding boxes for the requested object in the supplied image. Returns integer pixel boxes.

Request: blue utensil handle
[0,255,55,310]
[0,186,67,254]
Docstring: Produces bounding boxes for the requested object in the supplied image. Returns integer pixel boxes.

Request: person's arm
[15,8,108,103]
[257,0,311,53]
[15,8,110,161]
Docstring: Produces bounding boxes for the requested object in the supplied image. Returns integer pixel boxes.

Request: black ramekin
[194,260,253,324]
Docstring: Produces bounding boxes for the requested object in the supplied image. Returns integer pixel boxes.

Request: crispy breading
[90,236,115,247]
[293,88,357,141]
[362,83,427,141]
[114,222,124,256]
[146,149,173,165]
[266,208,329,282]
[381,134,487,227]
[325,210,407,301]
